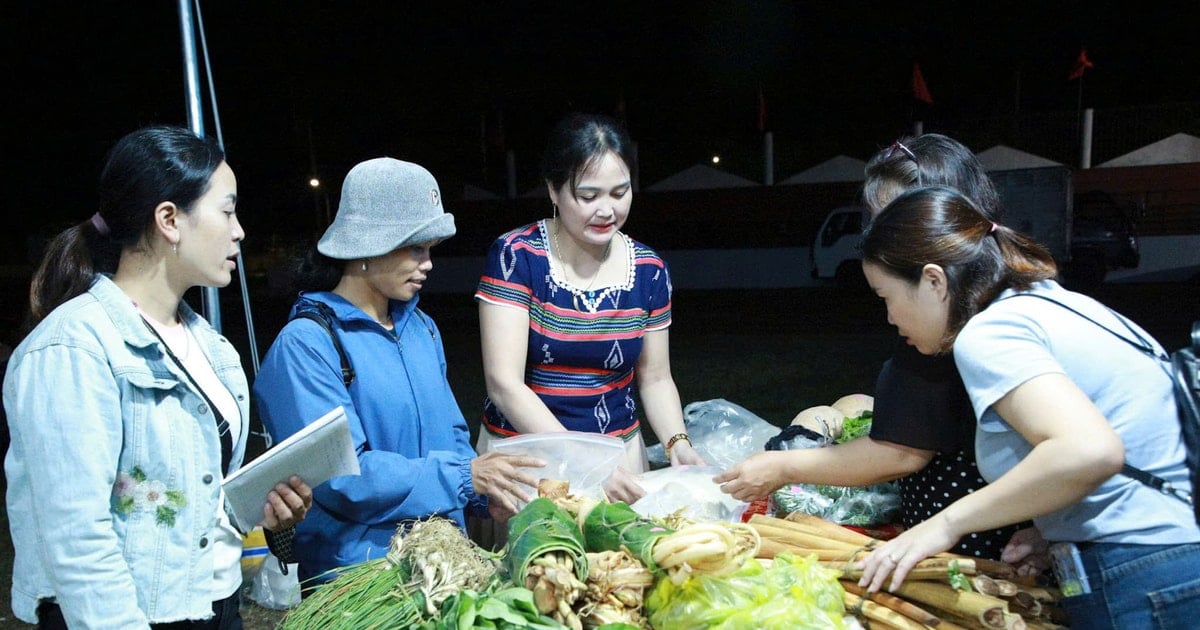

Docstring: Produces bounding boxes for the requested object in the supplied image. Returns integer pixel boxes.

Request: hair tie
[89,212,111,236]
[989,222,999,234]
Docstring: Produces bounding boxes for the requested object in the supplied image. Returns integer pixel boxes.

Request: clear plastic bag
[631,465,748,522]
[646,399,781,469]
[489,431,625,507]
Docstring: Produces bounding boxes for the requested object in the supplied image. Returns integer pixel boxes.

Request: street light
[309,176,331,230]
[711,155,721,164]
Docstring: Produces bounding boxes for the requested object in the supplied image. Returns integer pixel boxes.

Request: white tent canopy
[976,145,1062,171]
[1097,133,1200,167]
[779,154,866,184]
[645,164,759,191]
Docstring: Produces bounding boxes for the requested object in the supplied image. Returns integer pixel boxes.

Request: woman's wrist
[665,432,691,459]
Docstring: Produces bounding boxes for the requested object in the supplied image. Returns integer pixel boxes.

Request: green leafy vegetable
[580,501,674,573]
[947,559,973,592]
[504,498,589,583]
[836,411,873,443]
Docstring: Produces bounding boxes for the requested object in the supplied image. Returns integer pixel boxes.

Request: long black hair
[29,126,225,323]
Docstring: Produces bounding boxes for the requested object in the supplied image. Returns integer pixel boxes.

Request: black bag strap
[140,317,234,475]
[291,299,355,389]
[1003,292,1193,506]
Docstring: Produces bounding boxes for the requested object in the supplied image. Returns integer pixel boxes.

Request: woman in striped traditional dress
[475,113,705,505]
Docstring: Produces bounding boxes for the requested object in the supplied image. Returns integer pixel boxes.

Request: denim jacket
[3,275,249,628]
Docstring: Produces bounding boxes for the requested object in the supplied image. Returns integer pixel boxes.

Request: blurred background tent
[1097,133,1200,167]
[779,155,867,185]
[976,145,1063,171]
[646,164,759,191]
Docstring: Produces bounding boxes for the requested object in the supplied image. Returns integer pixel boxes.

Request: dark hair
[861,186,1057,348]
[862,133,1001,221]
[292,247,344,293]
[540,113,634,195]
[28,126,225,323]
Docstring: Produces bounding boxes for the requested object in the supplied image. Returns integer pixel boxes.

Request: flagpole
[1075,76,1084,158]
[176,0,221,331]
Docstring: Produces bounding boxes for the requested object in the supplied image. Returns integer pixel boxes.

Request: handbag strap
[1001,292,1193,507]
[141,317,234,475]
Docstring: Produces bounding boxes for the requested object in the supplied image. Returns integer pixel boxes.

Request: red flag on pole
[912,63,933,104]
[756,84,766,132]
[1068,48,1094,80]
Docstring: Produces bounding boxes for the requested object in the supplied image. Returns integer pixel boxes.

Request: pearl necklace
[553,218,612,296]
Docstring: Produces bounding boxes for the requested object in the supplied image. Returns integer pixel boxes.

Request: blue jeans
[1059,542,1200,629]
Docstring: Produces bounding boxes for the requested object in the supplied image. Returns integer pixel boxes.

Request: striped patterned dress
[475,220,672,441]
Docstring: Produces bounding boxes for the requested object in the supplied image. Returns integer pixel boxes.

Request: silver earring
[552,204,558,219]
[361,260,368,272]
[173,243,178,256]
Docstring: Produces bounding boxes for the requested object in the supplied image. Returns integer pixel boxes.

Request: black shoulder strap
[291,299,355,388]
[1008,292,1169,363]
[1005,292,1192,506]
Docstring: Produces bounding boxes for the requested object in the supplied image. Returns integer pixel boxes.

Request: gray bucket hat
[317,158,456,260]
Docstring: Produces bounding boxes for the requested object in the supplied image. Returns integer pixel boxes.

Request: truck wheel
[835,260,867,289]
[1064,251,1106,292]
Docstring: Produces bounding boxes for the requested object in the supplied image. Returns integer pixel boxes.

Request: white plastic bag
[631,465,748,522]
[248,552,300,610]
[489,431,625,507]
[647,399,781,469]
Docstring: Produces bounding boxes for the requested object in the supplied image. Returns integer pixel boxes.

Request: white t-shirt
[954,280,1198,544]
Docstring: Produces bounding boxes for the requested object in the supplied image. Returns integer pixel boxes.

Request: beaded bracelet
[665,432,691,458]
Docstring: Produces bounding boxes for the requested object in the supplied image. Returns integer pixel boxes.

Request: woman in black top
[718,134,1043,568]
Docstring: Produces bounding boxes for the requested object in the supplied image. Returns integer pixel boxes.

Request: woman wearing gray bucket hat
[254,157,544,585]
[475,113,705,506]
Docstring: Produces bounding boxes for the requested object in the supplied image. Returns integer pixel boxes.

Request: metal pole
[177,0,221,331]
[1080,108,1094,169]
[763,132,774,186]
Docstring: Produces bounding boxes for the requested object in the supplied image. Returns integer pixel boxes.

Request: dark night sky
[5,1,1199,261]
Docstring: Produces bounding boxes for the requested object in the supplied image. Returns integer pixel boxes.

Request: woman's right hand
[712,451,785,501]
[471,451,545,516]
[603,466,646,504]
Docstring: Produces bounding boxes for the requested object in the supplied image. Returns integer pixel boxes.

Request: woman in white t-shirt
[854,185,1200,628]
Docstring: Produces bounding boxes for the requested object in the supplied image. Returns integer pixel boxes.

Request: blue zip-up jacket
[252,291,484,583]
[4,275,248,628]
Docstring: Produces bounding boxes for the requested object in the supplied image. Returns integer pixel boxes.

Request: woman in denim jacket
[3,126,311,629]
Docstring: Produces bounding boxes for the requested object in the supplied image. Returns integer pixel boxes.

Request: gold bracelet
[665,432,691,458]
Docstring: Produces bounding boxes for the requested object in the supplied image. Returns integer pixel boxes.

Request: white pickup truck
[809,166,1080,287]
[809,205,868,285]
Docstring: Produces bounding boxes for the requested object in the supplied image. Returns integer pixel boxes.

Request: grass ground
[1,282,1194,628]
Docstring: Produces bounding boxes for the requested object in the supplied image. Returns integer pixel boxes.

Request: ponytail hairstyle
[862,133,1001,221]
[28,126,225,324]
[861,186,1057,348]
[540,113,635,197]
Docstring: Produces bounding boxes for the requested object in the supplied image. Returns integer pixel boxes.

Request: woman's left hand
[669,440,707,466]
[856,516,958,592]
[262,475,313,531]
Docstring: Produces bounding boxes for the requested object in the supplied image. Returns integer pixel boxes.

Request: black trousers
[36,590,243,630]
